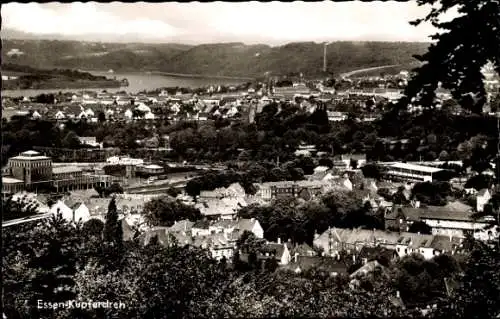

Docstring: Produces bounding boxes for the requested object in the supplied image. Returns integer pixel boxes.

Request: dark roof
[386,203,477,222]
[358,246,397,262]
[193,219,210,229]
[293,256,348,274]
[261,243,288,259]
[292,243,316,256]
[430,235,462,252]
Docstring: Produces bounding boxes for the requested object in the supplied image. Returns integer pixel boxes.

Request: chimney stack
[277,238,281,244]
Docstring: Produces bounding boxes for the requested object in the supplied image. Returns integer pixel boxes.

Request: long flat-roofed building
[386,162,443,182]
[2,150,116,194]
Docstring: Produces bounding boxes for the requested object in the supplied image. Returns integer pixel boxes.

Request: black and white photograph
[1,1,499,318]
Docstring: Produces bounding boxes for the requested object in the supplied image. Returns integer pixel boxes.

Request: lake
[1,71,251,97]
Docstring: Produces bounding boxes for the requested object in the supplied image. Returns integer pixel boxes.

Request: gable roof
[358,246,397,262]
[391,203,479,222]
[293,256,348,274]
[169,220,195,232]
[350,260,385,278]
[478,188,491,196]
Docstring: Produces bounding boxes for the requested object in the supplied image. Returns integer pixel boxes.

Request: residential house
[357,246,398,266]
[31,110,42,119]
[314,227,403,256]
[193,232,239,261]
[314,227,461,260]
[124,109,133,120]
[49,200,91,223]
[395,233,436,259]
[209,218,264,239]
[286,255,348,277]
[54,111,66,120]
[144,112,155,120]
[395,233,461,260]
[168,220,196,234]
[140,227,193,247]
[386,202,496,240]
[476,188,492,212]
[73,202,91,223]
[195,197,246,220]
[350,260,386,279]
[310,166,330,180]
[192,220,212,236]
[261,239,292,265]
[327,111,348,122]
[255,180,327,201]
[78,136,101,148]
[292,243,317,257]
[339,154,367,169]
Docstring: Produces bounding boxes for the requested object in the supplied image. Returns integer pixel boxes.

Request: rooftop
[390,162,443,174]
[11,150,50,161]
[2,177,24,184]
[53,166,83,174]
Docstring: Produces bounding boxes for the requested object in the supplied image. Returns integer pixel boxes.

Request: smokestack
[323,43,327,73]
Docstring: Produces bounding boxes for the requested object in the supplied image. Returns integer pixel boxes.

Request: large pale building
[2,150,116,195]
[7,151,53,190]
[385,162,443,182]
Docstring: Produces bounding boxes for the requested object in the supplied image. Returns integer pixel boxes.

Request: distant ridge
[2,37,429,77]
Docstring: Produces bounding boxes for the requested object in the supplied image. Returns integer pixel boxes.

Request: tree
[61,130,81,148]
[103,197,123,248]
[432,241,500,319]
[106,183,124,196]
[2,215,82,318]
[465,174,493,191]
[412,181,452,206]
[97,111,106,123]
[408,221,433,234]
[403,0,500,113]
[142,197,202,227]
[82,218,104,238]
[1,194,40,221]
[318,157,334,169]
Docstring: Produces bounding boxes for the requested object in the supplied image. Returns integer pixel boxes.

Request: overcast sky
[2,2,459,44]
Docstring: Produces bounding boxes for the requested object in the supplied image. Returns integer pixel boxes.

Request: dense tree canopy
[403,0,500,112]
[142,197,202,227]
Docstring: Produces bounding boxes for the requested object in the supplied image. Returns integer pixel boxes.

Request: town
[2,1,500,319]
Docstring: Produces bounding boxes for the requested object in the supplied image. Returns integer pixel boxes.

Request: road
[340,64,401,79]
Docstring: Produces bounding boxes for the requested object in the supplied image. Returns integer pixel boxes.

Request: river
[1,71,251,97]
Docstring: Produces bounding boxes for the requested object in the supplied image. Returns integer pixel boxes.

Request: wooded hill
[2,38,428,77]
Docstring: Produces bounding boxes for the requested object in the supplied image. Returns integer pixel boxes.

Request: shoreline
[150,71,255,81]
[84,69,255,81]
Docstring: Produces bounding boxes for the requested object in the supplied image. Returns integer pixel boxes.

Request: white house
[31,111,42,119]
[144,112,155,120]
[136,103,151,113]
[85,108,95,117]
[395,233,436,260]
[54,111,66,120]
[209,218,264,239]
[266,240,292,265]
[73,202,91,223]
[50,200,74,222]
[124,109,133,120]
[476,189,492,212]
